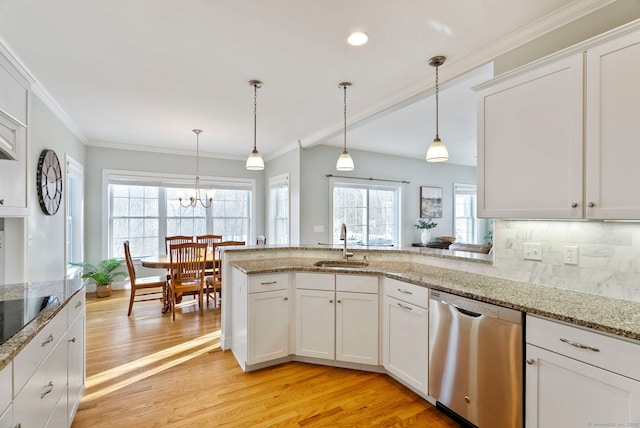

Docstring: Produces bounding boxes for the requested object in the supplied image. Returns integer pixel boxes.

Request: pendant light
[246,79,265,170]
[336,82,355,171]
[179,129,213,208]
[426,56,449,163]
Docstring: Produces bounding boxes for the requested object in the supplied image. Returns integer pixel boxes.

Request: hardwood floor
[72,290,462,428]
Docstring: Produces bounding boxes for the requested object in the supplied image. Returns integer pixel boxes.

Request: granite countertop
[231,257,640,342]
[0,278,85,370]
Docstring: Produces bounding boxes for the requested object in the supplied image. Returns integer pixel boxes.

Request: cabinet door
[336,291,378,365]
[526,344,640,427]
[586,30,640,219]
[295,289,334,360]
[383,296,428,394]
[477,54,583,219]
[0,404,11,428]
[0,113,27,215]
[248,289,290,365]
[68,311,85,422]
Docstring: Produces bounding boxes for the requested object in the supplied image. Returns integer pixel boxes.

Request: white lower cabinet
[295,273,379,365]
[67,291,86,423]
[525,315,640,427]
[382,278,429,395]
[0,405,11,428]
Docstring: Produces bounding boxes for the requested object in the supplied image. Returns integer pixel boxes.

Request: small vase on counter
[420,229,431,245]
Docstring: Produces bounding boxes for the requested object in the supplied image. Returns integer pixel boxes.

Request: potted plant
[414,219,437,245]
[73,258,129,298]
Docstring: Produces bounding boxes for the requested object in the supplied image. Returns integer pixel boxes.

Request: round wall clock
[37,149,63,215]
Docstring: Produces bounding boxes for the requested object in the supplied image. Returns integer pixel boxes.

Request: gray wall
[27,94,86,281]
[299,145,477,246]
[265,146,301,244]
[84,146,265,264]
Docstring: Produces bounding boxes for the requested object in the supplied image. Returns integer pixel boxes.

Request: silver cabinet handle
[397,288,412,295]
[526,358,535,365]
[0,199,4,205]
[588,202,595,207]
[260,281,277,285]
[560,337,600,352]
[41,334,54,347]
[75,300,83,308]
[41,381,54,398]
[329,299,333,303]
[69,337,76,343]
[283,297,288,301]
[337,300,342,303]
[571,202,578,208]
[397,302,412,311]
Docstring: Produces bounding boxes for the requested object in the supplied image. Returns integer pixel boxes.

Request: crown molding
[86,139,246,162]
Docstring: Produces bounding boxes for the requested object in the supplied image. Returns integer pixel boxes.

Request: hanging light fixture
[246,79,265,170]
[426,55,449,163]
[336,81,355,171]
[179,129,213,208]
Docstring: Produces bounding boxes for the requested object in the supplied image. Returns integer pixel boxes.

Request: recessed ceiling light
[347,32,368,46]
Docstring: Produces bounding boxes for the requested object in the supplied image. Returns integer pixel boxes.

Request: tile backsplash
[491,219,640,302]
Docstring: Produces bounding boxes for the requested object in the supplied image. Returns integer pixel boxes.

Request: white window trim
[329,177,403,248]
[269,172,290,245]
[65,155,83,275]
[453,182,478,244]
[102,169,256,259]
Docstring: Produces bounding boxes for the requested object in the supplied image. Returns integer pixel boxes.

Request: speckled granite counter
[0,278,85,370]
[231,257,640,342]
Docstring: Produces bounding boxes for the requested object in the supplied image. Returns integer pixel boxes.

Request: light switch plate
[523,242,543,261]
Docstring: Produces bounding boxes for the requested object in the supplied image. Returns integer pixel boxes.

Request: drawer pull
[260,281,277,285]
[397,302,413,311]
[69,337,77,343]
[283,297,288,301]
[41,334,54,347]
[397,288,413,295]
[526,358,535,365]
[329,299,333,304]
[560,337,600,352]
[75,300,83,308]
[41,381,54,398]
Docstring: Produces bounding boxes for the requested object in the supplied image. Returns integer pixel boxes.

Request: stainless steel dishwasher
[428,289,523,428]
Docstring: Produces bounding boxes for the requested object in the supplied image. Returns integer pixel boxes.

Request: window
[106,171,254,258]
[454,183,477,244]
[66,156,83,267]
[331,179,401,247]
[269,174,289,245]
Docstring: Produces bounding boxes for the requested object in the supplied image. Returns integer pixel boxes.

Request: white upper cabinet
[477,22,640,220]
[585,29,640,219]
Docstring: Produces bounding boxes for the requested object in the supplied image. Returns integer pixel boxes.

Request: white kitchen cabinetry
[0,405,11,428]
[382,278,429,396]
[0,362,11,428]
[525,315,640,427]
[477,23,640,220]
[0,51,29,216]
[231,268,291,370]
[295,273,379,365]
[67,291,86,422]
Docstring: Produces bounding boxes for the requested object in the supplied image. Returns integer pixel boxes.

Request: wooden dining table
[141,254,218,313]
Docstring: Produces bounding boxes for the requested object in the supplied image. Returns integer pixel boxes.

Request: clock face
[37,149,63,215]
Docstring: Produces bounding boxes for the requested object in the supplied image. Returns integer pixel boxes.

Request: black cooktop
[0,295,59,345]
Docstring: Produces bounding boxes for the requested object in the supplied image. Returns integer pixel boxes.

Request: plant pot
[96,284,112,298]
[420,229,431,245]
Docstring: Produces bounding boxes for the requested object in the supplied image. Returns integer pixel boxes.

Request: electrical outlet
[523,242,543,261]
[564,246,578,265]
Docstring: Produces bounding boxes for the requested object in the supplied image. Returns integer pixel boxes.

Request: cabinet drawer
[14,332,68,428]
[383,278,428,308]
[526,315,640,381]
[14,305,68,396]
[0,362,10,418]
[336,275,378,294]
[295,273,335,291]
[67,289,86,326]
[248,273,289,293]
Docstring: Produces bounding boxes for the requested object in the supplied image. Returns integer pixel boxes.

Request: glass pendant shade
[336,150,355,171]
[426,136,449,162]
[246,148,265,170]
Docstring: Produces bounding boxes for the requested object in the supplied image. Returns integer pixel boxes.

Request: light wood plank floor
[72,290,462,428]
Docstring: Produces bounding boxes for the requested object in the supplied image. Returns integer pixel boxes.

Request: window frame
[102,169,256,259]
[453,183,478,244]
[65,155,84,274]
[269,172,290,245]
[329,177,403,248]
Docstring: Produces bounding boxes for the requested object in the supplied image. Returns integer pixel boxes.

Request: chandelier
[179,129,213,208]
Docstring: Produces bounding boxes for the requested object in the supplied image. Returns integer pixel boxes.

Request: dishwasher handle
[454,305,482,318]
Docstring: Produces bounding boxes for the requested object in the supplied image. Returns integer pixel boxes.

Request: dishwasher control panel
[429,289,522,323]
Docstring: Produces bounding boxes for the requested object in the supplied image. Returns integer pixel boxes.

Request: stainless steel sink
[313,260,369,269]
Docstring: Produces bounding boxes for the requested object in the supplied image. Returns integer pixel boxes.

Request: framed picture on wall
[420,186,443,218]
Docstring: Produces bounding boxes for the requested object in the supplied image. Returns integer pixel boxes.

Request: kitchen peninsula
[0,279,86,428]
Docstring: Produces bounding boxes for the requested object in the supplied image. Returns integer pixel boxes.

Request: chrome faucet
[340,223,354,260]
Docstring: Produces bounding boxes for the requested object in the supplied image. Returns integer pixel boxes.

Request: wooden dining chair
[165,235,194,255]
[124,241,167,316]
[168,242,208,320]
[207,240,245,308]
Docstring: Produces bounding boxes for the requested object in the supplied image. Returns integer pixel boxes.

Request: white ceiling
[0,0,611,166]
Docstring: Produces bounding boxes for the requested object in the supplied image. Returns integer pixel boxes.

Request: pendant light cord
[343,84,347,151]
[194,129,202,175]
[253,83,258,151]
[435,63,439,139]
